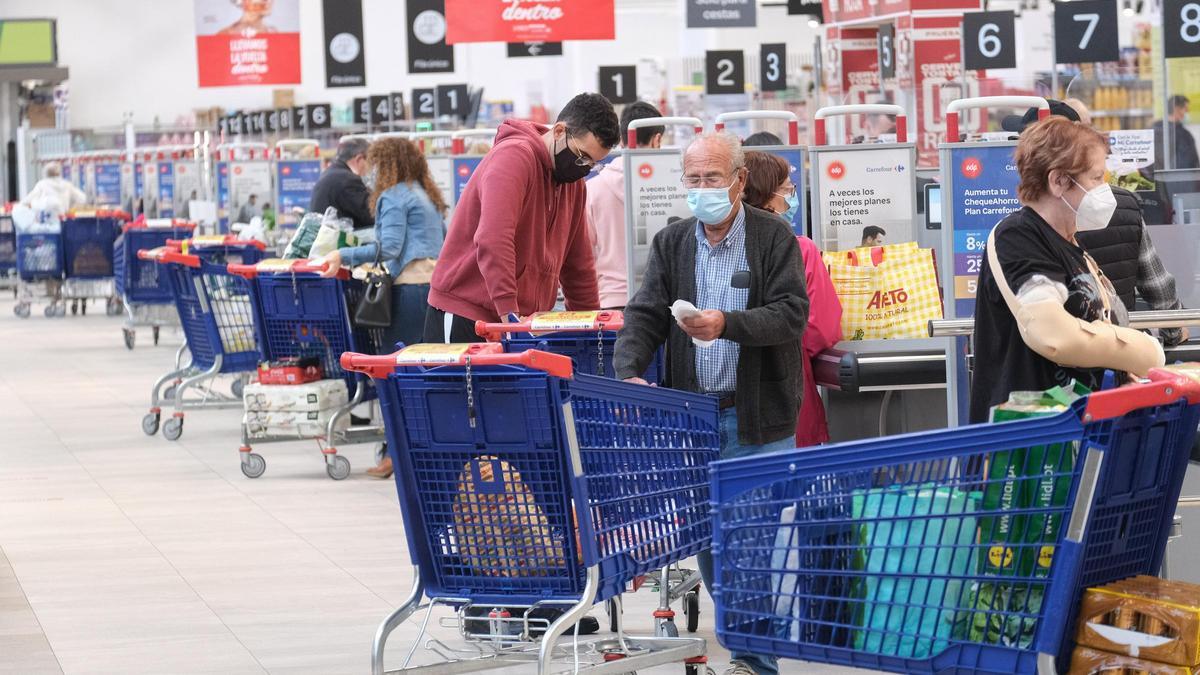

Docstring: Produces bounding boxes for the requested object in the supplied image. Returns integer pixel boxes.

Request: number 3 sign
[1166,0,1200,58]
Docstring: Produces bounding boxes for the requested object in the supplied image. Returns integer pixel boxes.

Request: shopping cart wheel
[684,664,714,675]
[607,599,619,633]
[55,304,66,317]
[44,305,57,318]
[657,619,679,638]
[152,326,160,345]
[14,303,30,319]
[123,328,135,350]
[326,455,351,480]
[684,590,700,633]
[162,416,184,441]
[106,297,121,316]
[241,453,266,479]
[231,378,245,399]
[141,412,160,436]
[70,300,78,316]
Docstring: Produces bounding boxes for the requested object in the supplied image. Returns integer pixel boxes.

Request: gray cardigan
[614,205,810,445]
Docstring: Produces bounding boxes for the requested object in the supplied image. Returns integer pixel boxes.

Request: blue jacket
[339,182,445,279]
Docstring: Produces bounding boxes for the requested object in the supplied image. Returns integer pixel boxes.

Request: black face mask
[552,135,593,184]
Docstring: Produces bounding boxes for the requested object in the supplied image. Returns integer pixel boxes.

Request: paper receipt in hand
[670,300,715,348]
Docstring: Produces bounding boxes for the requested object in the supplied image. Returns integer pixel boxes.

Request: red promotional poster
[838,28,881,141]
[909,15,982,168]
[822,25,841,102]
[194,0,301,87]
[444,0,615,44]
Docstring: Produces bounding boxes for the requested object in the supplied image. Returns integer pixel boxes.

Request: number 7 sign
[1053,0,1118,64]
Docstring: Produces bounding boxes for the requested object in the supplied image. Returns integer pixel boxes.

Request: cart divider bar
[1067,446,1104,544]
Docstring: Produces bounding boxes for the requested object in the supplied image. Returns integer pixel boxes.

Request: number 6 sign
[962,11,1016,71]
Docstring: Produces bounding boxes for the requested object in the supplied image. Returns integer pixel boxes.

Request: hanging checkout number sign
[962,10,1016,71]
[706,50,745,95]
[598,65,637,104]
[1165,0,1200,58]
[412,88,436,119]
[760,44,786,92]
[1053,0,1119,64]
[877,24,896,80]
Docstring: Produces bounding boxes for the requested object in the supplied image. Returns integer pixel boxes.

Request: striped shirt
[694,205,749,394]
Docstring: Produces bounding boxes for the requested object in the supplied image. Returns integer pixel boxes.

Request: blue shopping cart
[341,343,721,675]
[226,258,384,480]
[709,370,1200,675]
[475,310,663,383]
[113,218,195,349]
[138,237,266,441]
[60,209,127,317]
[0,204,15,286]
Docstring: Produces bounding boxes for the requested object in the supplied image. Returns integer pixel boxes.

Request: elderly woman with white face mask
[969,116,1166,423]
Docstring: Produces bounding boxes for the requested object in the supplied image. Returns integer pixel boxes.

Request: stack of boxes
[1069,576,1200,675]
[242,368,350,440]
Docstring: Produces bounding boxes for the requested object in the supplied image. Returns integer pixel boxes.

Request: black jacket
[1075,186,1142,311]
[309,160,373,230]
[614,205,809,445]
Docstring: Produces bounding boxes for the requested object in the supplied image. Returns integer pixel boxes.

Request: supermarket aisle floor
[0,300,868,675]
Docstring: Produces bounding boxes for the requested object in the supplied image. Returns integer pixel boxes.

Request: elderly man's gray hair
[44,161,63,178]
[336,137,370,163]
[682,131,745,171]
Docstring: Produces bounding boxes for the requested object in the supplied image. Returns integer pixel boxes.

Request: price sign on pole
[760,44,786,92]
[1165,0,1200,58]
[437,84,469,118]
[598,65,637,104]
[706,50,745,95]
[877,24,896,79]
[1053,0,1119,64]
[413,88,436,119]
[963,11,1016,70]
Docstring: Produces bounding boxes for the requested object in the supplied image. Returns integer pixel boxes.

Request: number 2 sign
[1053,0,1119,64]
[1165,0,1200,58]
[706,50,745,96]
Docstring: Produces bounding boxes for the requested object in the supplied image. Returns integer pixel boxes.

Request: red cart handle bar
[164,236,267,251]
[123,219,195,233]
[475,310,625,342]
[340,345,574,380]
[227,259,348,280]
[1083,370,1200,423]
[137,247,201,268]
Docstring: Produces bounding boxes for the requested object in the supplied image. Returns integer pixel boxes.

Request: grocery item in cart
[243,379,347,412]
[1067,646,1198,674]
[283,211,322,259]
[243,408,350,439]
[257,357,324,385]
[1076,576,1200,666]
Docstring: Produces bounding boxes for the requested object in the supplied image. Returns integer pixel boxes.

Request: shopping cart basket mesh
[382,368,719,604]
[710,396,1199,674]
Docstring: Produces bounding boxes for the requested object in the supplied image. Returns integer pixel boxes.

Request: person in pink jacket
[741,151,843,445]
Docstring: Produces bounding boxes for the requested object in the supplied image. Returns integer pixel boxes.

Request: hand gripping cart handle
[715,110,801,145]
[946,96,1050,142]
[813,104,908,146]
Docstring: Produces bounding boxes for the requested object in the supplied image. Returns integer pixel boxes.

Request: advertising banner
[624,152,691,295]
[276,160,322,226]
[815,146,914,251]
[839,28,881,140]
[686,0,756,28]
[909,15,982,168]
[428,157,453,210]
[216,161,231,231]
[947,144,1019,317]
[121,162,137,213]
[445,0,615,44]
[83,162,96,202]
[141,162,159,218]
[157,162,176,219]
[229,162,273,225]
[174,162,201,218]
[193,0,301,87]
[408,0,454,74]
[452,156,483,203]
[1107,129,1156,172]
[323,0,365,87]
[94,162,122,207]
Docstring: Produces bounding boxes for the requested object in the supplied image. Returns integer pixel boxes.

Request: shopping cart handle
[1082,373,1200,422]
[138,247,200,268]
[475,310,625,341]
[165,236,268,251]
[226,259,346,279]
[123,219,195,233]
[340,345,575,379]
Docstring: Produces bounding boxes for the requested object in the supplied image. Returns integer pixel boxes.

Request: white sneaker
[724,661,758,675]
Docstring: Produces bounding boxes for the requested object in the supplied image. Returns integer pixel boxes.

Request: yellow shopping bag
[824,243,943,340]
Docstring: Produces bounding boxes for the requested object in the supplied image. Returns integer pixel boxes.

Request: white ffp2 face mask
[1062,178,1117,231]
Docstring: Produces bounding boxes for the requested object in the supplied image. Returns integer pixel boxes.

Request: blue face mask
[687,186,735,224]
[779,191,799,222]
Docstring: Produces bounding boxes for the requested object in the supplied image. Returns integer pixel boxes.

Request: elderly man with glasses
[425,92,619,342]
[614,131,809,675]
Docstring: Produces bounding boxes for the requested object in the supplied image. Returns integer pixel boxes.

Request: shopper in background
[969,117,1165,423]
[236,194,261,224]
[615,131,808,675]
[1153,95,1199,170]
[260,202,275,230]
[742,131,782,146]
[741,150,842,446]
[320,137,446,478]
[586,101,664,310]
[23,161,86,214]
[310,137,374,231]
[860,226,885,247]
[424,92,618,342]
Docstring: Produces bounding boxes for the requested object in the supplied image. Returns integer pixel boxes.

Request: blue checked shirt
[694,206,749,394]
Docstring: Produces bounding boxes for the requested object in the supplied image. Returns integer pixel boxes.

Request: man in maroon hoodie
[424,93,620,342]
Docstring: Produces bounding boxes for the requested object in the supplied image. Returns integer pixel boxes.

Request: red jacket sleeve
[560,186,601,311]
[798,236,843,358]
[473,144,536,317]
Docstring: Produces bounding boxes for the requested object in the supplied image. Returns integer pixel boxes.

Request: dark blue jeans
[377,283,430,354]
[697,408,794,675]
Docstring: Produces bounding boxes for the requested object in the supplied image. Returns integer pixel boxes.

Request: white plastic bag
[308,207,356,260]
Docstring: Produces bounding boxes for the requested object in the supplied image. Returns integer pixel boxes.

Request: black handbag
[353,243,393,328]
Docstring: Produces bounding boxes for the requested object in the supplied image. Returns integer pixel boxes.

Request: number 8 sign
[1166,0,1200,58]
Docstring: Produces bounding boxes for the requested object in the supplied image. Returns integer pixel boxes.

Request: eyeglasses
[775,184,797,198]
[565,135,597,168]
[681,175,735,189]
